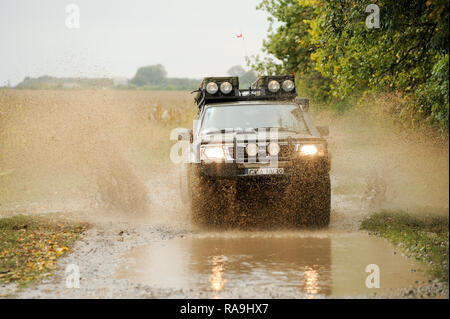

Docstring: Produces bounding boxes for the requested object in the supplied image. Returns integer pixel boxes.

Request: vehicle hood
[199,131,321,143]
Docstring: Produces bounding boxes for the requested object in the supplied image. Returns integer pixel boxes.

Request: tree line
[129,64,257,90]
[247,0,449,130]
[12,64,257,92]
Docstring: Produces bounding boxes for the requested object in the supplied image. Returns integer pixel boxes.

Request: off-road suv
[177,75,330,227]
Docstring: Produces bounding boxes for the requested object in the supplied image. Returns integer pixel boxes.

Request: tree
[227,65,246,77]
[249,0,449,129]
[130,64,167,86]
[307,0,448,127]
[227,65,258,88]
[308,0,449,98]
[247,0,330,100]
[239,70,258,88]
[247,0,316,75]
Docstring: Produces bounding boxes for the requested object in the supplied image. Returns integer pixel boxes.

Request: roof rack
[193,75,297,109]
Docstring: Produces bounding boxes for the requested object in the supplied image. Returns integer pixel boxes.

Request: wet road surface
[116,231,428,298]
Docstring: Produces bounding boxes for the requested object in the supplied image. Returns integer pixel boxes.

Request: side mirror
[316,126,329,137]
[295,97,309,112]
[177,128,193,143]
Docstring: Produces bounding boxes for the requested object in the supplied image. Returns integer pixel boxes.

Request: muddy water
[116,231,428,298]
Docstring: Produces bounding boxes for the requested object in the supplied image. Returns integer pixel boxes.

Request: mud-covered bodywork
[191,101,330,181]
[179,76,331,227]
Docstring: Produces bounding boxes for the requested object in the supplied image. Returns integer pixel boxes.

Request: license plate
[245,167,284,175]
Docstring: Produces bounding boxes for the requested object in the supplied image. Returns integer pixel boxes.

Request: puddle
[116,232,429,298]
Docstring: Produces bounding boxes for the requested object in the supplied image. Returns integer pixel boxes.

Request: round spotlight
[206,82,219,94]
[246,143,258,157]
[220,81,233,94]
[267,142,280,156]
[268,80,280,93]
[282,79,295,92]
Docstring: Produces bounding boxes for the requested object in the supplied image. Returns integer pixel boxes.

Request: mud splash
[1,90,448,222]
[0,90,193,219]
[317,109,449,214]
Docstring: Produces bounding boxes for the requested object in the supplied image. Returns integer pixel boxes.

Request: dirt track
[0,90,448,298]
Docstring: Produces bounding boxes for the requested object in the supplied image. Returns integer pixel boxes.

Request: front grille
[228,143,293,162]
[278,144,293,161]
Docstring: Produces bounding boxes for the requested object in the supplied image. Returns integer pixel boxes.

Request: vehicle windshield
[200,104,308,134]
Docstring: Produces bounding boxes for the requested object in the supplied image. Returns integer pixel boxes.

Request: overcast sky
[0,0,270,86]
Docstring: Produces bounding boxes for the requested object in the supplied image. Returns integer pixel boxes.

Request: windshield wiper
[203,129,227,135]
[203,128,256,135]
[253,127,301,133]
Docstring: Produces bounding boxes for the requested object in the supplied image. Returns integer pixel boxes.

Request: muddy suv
[177,75,331,227]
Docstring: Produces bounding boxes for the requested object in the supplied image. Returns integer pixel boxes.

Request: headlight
[246,143,258,157]
[282,80,295,92]
[268,80,280,93]
[206,82,219,94]
[267,142,280,156]
[220,81,233,94]
[200,145,225,161]
[299,144,318,156]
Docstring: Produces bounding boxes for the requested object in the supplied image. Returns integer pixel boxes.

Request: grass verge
[0,214,89,287]
[361,211,449,282]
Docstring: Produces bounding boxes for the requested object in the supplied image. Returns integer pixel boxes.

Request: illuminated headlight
[206,82,219,94]
[268,80,280,93]
[282,79,295,92]
[299,144,318,156]
[220,81,233,94]
[267,142,280,156]
[246,143,258,157]
[200,145,225,161]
